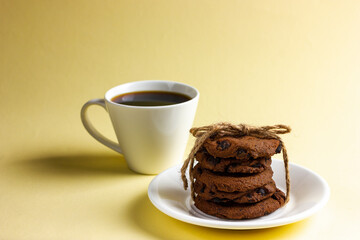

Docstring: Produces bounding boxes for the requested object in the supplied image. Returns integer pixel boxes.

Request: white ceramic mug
[81,80,199,174]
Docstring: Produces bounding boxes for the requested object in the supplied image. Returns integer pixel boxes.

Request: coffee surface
[111,91,191,106]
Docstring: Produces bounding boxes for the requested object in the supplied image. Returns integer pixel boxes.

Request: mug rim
[104,80,199,109]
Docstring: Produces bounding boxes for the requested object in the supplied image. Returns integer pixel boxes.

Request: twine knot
[181,122,291,204]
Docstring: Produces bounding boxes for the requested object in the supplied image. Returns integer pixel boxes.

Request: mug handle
[80,99,122,154]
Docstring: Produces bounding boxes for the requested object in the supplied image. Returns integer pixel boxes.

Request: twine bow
[181,122,292,204]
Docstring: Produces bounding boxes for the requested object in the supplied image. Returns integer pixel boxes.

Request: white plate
[148,159,330,229]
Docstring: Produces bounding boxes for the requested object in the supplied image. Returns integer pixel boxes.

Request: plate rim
[147,159,330,229]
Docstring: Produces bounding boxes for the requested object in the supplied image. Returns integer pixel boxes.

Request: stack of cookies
[193,135,286,219]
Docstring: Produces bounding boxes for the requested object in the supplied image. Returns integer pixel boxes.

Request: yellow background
[1,0,359,239]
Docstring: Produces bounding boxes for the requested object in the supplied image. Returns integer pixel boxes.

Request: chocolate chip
[236,148,246,155]
[217,140,231,150]
[212,197,225,203]
[275,142,282,153]
[251,163,262,168]
[256,188,266,196]
[209,191,215,195]
[246,193,253,199]
[207,155,221,165]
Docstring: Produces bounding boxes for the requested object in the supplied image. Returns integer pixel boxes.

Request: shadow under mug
[81,80,199,174]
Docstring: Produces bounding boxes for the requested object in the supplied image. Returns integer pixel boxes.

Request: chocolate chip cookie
[194,189,286,219]
[203,136,282,159]
[194,179,276,204]
[196,150,271,174]
[193,164,274,192]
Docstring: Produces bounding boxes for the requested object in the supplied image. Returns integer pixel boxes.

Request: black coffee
[111,91,191,106]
